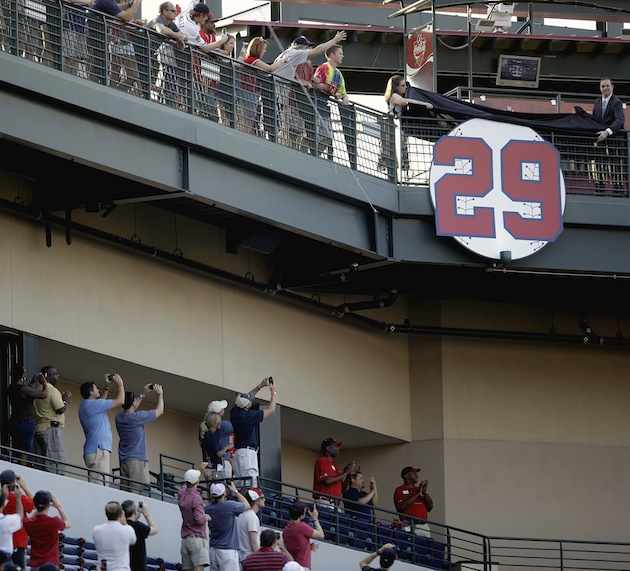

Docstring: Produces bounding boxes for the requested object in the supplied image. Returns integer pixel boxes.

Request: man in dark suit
[593,77,625,143]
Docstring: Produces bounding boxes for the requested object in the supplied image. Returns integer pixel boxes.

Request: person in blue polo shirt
[230,378,277,487]
[116,384,164,492]
[78,374,125,481]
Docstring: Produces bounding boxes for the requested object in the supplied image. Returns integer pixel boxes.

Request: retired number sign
[429,119,566,261]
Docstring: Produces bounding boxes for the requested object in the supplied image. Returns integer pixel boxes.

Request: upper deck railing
[2,445,630,571]
[0,0,628,197]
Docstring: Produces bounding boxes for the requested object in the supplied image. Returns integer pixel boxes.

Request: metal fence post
[103,14,109,86]
[145,27,151,101]
[188,47,193,114]
[483,537,490,571]
[14,0,19,57]
[59,0,64,72]
[231,57,237,129]
[559,541,564,571]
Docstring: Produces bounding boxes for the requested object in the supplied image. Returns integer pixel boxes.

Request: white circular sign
[429,118,566,261]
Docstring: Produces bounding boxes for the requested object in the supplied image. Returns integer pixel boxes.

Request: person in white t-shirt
[236,490,265,562]
[93,501,136,571]
[272,32,347,147]
[0,484,24,556]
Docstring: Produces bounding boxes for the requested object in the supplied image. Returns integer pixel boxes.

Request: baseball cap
[246,489,264,502]
[292,35,315,47]
[401,466,421,479]
[207,400,228,414]
[210,483,226,497]
[321,437,343,449]
[184,469,201,485]
[0,470,16,486]
[192,2,209,14]
[380,547,398,568]
[235,393,252,409]
[283,562,304,571]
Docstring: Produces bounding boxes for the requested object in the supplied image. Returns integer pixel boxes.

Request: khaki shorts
[181,536,209,570]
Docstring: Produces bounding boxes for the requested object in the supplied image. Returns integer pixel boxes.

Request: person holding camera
[24,491,70,570]
[359,543,398,570]
[7,366,47,457]
[33,366,71,470]
[200,400,234,481]
[282,501,324,570]
[0,479,25,563]
[242,529,293,571]
[79,374,126,479]
[231,378,277,487]
[205,481,250,571]
[121,500,158,571]
[393,466,434,538]
[115,384,164,490]
[0,471,31,569]
[93,501,136,571]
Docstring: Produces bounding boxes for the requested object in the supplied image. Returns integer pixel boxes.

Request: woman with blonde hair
[199,400,234,481]
[381,75,433,176]
[237,36,287,135]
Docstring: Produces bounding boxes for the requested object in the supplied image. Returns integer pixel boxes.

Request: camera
[268,376,274,385]
[147,384,155,391]
[138,501,143,509]
[105,374,114,384]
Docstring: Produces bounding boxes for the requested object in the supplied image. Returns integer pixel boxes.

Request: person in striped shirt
[242,529,293,571]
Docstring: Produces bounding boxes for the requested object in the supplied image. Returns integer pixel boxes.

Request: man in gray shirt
[204,482,250,571]
[273,31,347,148]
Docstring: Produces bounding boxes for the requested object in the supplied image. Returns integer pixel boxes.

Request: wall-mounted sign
[429,119,566,261]
[406,29,433,77]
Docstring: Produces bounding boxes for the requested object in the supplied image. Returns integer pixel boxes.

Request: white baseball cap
[246,489,264,502]
[210,483,226,497]
[184,469,201,485]
[207,400,228,414]
[235,393,252,409]
[283,563,304,571]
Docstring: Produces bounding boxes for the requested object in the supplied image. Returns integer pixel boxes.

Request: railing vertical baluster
[626,132,630,199]
[482,537,490,571]
[446,527,452,566]
[159,454,164,501]
[188,46,193,114]
[314,92,319,159]
[559,541,564,571]
[14,0,19,57]
[231,57,236,130]
[145,27,151,101]
[59,0,64,72]
[103,14,108,87]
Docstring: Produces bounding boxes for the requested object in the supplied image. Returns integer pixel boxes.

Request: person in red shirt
[313,438,355,502]
[0,470,34,569]
[393,466,434,538]
[24,491,70,569]
[282,502,324,570]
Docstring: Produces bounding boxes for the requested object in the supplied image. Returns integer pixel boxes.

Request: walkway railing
[0,0,628,197]
[398,117,630,197]
[1,446,630,571]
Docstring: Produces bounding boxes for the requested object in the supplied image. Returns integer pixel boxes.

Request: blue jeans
[10,418,35,453]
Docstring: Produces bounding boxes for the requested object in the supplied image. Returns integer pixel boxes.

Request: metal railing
[0,0,395,180]
[398,117,630,197]
[2,446,630,571]
[0,0,628,197]
[445,86,630,114]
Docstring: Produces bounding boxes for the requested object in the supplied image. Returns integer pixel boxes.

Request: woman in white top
[381,75,433,174]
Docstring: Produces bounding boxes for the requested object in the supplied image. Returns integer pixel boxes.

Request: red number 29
[433,136,563,242]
